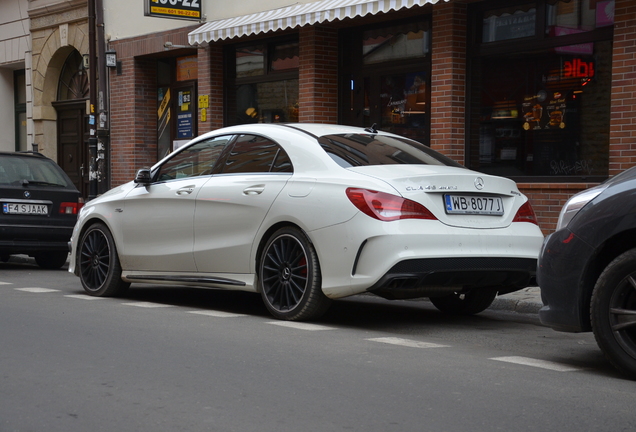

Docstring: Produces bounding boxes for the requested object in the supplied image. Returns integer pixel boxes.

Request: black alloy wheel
[429,287,498,315]
[591,248,636,379]
[78,222,129,297]
[259,227,331,321]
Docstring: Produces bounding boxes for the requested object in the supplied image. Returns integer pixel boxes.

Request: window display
[469,40,611,179]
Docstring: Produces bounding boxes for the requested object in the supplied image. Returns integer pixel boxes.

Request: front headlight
[556,185,607,230]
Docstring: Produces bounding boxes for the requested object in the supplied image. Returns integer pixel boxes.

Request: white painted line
[266,321,335,331]
[122,302,173,308]
[0,281,13,285]
[490,356,581,372]
[15,287,60,293]
[188,310,247,318]
[367,337,450,349]
[65,294,105,300]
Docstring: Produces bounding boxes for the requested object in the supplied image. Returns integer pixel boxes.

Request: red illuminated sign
[563,59,595,79]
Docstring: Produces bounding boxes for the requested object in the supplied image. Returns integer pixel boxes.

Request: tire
[591,248,636,379]
[78,222,130,297]
[259,227,331,321]
[34,251,69,269]
[430,287,498,315]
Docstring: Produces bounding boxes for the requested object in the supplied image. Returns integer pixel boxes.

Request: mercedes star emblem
[474,177,484,190]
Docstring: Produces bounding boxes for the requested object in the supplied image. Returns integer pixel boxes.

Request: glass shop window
[468,40,611,179]
[482,4,537,42]
[230,39,299,125]
[363,21,430,64]
[546,0,615,36]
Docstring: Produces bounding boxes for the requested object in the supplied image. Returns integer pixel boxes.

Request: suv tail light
[512,201,539,225]
[59,198,84,215]
[346,188,437,221]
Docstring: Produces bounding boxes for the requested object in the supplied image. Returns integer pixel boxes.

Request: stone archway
[29,1,89,163]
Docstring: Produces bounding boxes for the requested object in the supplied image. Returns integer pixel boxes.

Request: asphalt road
[1,258,634,432]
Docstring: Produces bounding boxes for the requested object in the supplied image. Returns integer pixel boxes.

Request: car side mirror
[134,169,152,185]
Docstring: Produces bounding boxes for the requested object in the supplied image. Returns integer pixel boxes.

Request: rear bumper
[0,224,73,255]
[368,257,537,299]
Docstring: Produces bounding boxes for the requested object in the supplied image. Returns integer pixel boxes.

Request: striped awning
[188,0,448,44]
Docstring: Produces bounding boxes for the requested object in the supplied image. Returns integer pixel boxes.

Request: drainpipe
[95,0,109,195]
[88,0,98,200]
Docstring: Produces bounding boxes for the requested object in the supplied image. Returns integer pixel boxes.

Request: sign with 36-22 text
[146,0,201,21]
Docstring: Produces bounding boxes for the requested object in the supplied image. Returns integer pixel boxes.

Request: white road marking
[266,321,336,331]
[367,337,450,349]
[122,302,173,308]
[188,310,247,318]
[15,288,60,293]
[65,294,105,300]
[0,281,13,285]
[490,356,581,372]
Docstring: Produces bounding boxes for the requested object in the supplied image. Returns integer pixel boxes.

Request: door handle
[243,185,265,195]
[176,186,195,195]
[80,164,84,178]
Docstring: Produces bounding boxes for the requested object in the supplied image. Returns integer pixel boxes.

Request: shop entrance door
[54,100,88,197]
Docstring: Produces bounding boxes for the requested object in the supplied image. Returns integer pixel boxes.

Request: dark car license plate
[3,203,49,215]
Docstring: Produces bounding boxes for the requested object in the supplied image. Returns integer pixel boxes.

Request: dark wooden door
[55,101,88,197]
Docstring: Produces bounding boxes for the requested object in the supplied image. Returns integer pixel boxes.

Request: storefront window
[379,73,428,141]
[229,38,299,126]
[236,80,299,124]
[546,0,615,36]
[236,45,265,78]
[341,19,432,145]
[482,4,536,42]
[363,21,429,64]
[469,40,611,179]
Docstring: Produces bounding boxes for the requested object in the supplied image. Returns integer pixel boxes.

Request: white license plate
[444,195,504,216]
[3,203,49,215]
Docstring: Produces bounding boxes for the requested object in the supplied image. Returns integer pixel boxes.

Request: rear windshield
[0,155,73,187]
[318,134,465,168]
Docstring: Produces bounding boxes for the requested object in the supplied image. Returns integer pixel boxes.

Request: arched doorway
[53,50,89,197]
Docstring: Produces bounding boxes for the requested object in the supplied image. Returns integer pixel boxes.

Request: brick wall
[197,44,224,134]
[108,26,198,186]
[430,1,467,160]
[299,26,338,124]
[610,0,636,175]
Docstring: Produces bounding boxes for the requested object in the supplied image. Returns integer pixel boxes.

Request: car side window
[156,136,233,182]
[219,135,293,174]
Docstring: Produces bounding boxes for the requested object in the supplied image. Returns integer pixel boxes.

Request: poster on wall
[145,0,201,21]
[177,90,193,138]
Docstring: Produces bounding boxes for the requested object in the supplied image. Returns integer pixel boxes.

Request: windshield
[318,134,465,168]
[0,155,73,187]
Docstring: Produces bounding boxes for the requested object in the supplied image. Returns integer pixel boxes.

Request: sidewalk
[490,286,542,314]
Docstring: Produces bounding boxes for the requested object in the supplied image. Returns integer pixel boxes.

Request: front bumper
[537,230,595,332]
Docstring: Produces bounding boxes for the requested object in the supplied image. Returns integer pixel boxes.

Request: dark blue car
[538,166,636,379]
[0,151,83,269]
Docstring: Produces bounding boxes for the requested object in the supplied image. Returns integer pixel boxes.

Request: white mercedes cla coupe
[69,123,544,320]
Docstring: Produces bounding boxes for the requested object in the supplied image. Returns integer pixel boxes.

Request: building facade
[0,0,30,154]
[16,0,636,235]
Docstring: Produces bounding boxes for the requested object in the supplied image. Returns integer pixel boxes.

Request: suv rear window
[318,134,465,168]
[0,154,73,187]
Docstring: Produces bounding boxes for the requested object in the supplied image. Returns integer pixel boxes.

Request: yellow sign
[201,108,207,122]
[198,95,209,108]
[158,88,171,119]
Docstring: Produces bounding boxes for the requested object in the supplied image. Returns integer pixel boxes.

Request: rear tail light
[346,188,437,221]
[59,198,84,215]
[512,201,539,225]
